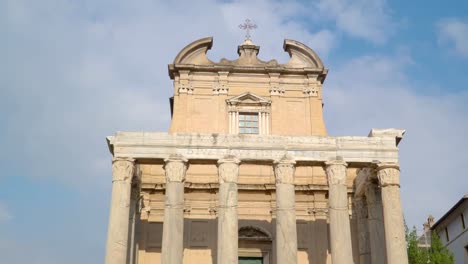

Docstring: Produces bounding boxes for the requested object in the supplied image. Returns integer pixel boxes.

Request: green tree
[406,225,429,264]
[429,232,454,264]
[405,222,454,264]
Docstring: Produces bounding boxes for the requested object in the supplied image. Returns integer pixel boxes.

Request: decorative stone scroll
[324,159,348,186]
[164,154,188,183]
[274,156,296,184]
[217,155,241,184]
[376,163,400,187]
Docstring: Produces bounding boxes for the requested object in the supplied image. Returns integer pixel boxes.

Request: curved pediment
[282,39,325,69]
[226,92,271,106]
[173,37,214,65]
[169,37,327,80]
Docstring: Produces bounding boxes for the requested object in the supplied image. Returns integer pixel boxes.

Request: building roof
[431,194,468,230]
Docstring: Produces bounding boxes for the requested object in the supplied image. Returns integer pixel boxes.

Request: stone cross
[238,19,257,40]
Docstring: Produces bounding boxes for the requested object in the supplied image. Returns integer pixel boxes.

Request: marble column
[376,163,408,264]
[354,197,371,264]
[105,157,135,264]
[366,181,386,264]
[161,155,188,264]
[324,160,354,264]
[127,185,140,264]
[274,156,298,264]
[217,155,241,264]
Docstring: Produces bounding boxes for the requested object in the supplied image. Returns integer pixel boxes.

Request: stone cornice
[107,131,401,163]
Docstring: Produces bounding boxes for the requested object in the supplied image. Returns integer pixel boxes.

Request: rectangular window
[239,113,259,134]
[445,227,450,242]
[462,213,466,229]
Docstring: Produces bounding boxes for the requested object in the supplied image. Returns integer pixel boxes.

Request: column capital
[164,154,188,183]
[112,157,135,182]
[375,162,400,187]
[217,155,241,184]
[274,155,296,184]
[324,159,348,186]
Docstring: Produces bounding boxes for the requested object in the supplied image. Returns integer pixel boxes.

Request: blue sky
[1,0,467,262]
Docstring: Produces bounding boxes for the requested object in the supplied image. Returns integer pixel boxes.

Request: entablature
[107,129,404,164]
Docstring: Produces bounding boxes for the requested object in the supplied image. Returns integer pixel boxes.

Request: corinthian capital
[324,160,348,186]
[217,155,241,184]
[376,163,400,187]
[274,155,296,184]
[164,154,188,183]
[112,157,135,182]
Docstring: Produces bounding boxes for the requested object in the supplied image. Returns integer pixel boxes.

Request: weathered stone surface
[217,156,240,264]
[354,197,371,264]
[366,182,387,264]
[325,160,355,264]
[105,158,135,264]
[107,131,401,163]
[274,156,298,264]
[161,155,188,264]
[376,163,408,264]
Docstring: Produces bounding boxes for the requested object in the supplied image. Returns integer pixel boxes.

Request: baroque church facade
[105,37,408,264]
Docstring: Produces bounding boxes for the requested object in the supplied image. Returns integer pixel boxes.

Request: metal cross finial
[238,19,257,41]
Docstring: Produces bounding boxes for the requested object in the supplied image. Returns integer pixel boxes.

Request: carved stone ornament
[274,156,296,184]
[324,160,348,186]
[112,157,135,182]
[238,226,272,241]
[303,87,318,97]
[376,163,400,187]
[217,155,241,184]
[212,83,229,95]
[164,154,188,183]
[269,85,285,96]
[178,82,194,94]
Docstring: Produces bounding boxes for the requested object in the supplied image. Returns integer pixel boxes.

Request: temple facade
[105,37,409,264]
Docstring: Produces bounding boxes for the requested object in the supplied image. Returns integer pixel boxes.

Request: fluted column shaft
[377,163,408,264]
[325,160,354,264]
[355,197,371,264]
[161,155,188,264]
[274,156,298,264]
[105,157,135,264]
[366,181,386,264]
[217,156,241,264]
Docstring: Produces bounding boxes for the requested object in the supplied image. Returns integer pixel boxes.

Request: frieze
[108,131,402,163]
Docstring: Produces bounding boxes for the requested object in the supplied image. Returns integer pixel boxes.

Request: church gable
[226,92,271,106]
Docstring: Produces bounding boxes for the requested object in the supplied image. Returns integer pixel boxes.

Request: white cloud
[323,54,468,227]
[0,0,338,190]
[315,0,394,43]
[0,202,12,222]
[437,18,468,58]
